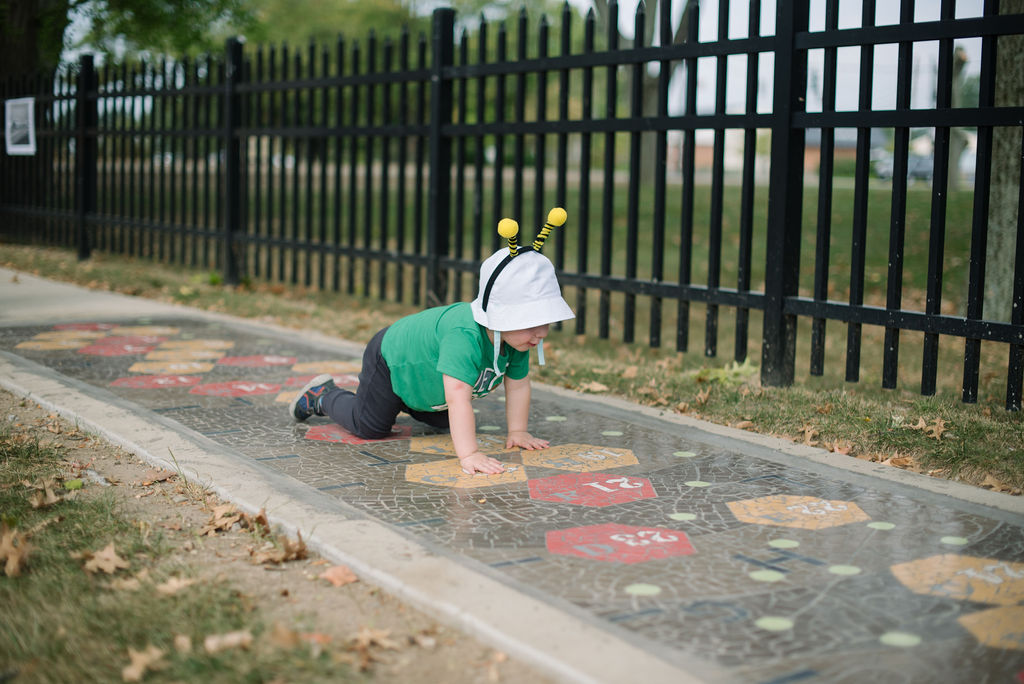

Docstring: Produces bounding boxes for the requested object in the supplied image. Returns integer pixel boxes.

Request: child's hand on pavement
[459,451,506,475]
[506,431,549,451]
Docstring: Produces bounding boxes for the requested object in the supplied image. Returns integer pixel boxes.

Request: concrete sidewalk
[2,266,1022,684]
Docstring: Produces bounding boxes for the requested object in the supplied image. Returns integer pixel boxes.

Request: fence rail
[2,0,1023,409]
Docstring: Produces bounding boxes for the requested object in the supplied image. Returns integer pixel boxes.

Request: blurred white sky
[64,0,989,118]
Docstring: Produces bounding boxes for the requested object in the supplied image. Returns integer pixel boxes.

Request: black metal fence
[2,1,1023,409]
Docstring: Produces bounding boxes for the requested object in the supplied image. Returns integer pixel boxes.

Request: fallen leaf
[156,576,197,595]
[907,417,927,430]
[799,423,819,447]
[580,381,609,393]
[199,504,242,536]
[734,420,755,429]
[108,576,142,591]
[0,524,32,577]
[350,626,401,651]
[79,542,130,575]
[251,532,308,565]
[695,387,711,406]
[925,418,947,440]
[622,365,639,379]
[121,645,165,682]
[140,469,175,486]
[269,622,302,649]
[320,564,359,587]
[204,630,253,654]
[173,634,192,654]
[828,440,853,455]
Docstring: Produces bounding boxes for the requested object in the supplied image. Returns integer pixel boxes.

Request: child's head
[470,210,575,369]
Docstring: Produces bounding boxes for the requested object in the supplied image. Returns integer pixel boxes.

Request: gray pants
[320,327,450,438]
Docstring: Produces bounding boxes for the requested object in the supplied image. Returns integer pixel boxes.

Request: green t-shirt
[380,302,529,412]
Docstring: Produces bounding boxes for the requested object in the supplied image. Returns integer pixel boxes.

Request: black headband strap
[481,246,535,311]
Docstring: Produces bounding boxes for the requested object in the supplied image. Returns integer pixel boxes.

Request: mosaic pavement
[2,317,1023,683]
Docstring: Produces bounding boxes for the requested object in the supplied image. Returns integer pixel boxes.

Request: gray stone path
[2,267,1022,684]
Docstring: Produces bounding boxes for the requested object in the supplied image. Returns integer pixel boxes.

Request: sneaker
[289,374,337,421]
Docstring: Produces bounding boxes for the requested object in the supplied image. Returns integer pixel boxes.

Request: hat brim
[471,295,575,331]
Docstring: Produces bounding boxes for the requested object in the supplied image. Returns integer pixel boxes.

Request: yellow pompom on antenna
[498,218,520,256]
[532,207,567,252]
[547,207,567,227]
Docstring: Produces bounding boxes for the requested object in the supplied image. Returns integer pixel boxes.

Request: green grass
[0,404,356,683]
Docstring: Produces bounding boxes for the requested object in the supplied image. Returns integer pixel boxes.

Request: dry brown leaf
[979,474,1011,492]
[695,387,711,406]
[320,564,359,587]
[908,417,928,430]
[925,418,948,440]
[156,576,196,596]
[251,532,308,565]
[579,381,609,393]
[622,365,639,379]
[734,420,755,430]
[269,622,302,649]
[140,469,175,486]
[79,542,130,575]
[828,440,853,455]
[199,504,242,536]
[28,486,63,509]
[204,630,253,654]
[0,524,32,577]
[121,645,165,682]
[350,626,401,651]
[173,634,193,654]
[815,403,833,415]
[799,424,819,446]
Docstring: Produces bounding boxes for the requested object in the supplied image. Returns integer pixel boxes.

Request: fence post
[222,37,243,285]
[75,55,97,261]
[426,8,455,307]
[760,1,808,387]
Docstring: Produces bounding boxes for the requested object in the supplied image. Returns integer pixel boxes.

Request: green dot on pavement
[684,481,711,488]
[880,632,921,647]
[755,616,793,631]
[673,450,697,458]
[768,539,799,549]
[602,430,623,436]
[625,583,661,596]
[749,570,785,583]
[941,536,968,546]
[478,425,501,431]
[545,416,567,422]
[668,512,697,521]
[868,522,896,530]
[828,565,862,576]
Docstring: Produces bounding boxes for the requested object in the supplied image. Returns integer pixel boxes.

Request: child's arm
[442,374,506,475]
[504,374,550,451]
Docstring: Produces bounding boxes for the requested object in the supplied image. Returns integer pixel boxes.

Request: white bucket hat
[470,210,575,372]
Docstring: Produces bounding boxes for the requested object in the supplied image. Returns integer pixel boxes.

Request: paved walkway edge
[0,353,717,684]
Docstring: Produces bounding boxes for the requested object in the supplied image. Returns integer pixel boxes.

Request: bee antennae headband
[481,208,567,311]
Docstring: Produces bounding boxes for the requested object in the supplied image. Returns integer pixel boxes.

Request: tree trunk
[0,0,70,81]
[984,0,1024,322]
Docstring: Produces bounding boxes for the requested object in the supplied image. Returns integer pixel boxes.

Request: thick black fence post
[426,8,455,307]
[760,1,808,387]
[75,55,97,261]
[222,37,243,285]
